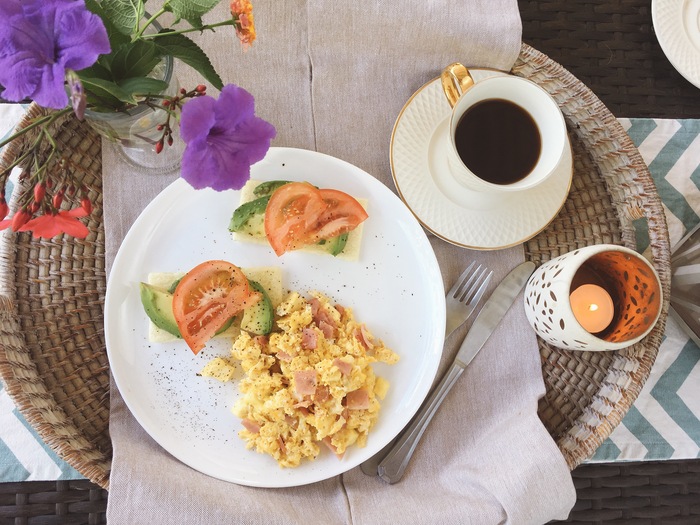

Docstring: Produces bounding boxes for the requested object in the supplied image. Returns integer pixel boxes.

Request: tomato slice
[264,183,368,256]
[308,188,368,242]
[264,182,328,256]
[172,260,261,354]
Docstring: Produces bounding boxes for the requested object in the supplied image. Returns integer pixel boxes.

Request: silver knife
[375,261,535,484]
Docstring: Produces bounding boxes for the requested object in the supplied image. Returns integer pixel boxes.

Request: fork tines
[452,263,492,302]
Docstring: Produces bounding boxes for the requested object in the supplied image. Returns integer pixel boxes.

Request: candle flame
[589,304,599,312]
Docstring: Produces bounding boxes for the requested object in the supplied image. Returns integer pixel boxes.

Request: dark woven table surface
[2,1,700,524]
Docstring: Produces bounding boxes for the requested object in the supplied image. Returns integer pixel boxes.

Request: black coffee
[454,99,541,185]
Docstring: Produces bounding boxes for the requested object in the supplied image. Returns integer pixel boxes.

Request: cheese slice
[231,179,367,261]
[146,266,284,343]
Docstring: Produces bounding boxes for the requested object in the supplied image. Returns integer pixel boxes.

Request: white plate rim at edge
[652,0,700,89]
[390,69,573,250]
[104,146,446,488]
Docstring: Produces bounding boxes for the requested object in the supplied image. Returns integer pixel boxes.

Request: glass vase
[84,55,184,174]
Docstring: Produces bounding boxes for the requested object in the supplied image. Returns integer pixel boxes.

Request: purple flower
[180,84,276,191]
[0,0,110,109]
[67,70,86,120]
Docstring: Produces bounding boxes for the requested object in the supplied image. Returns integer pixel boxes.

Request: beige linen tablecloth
[103,1,576,523]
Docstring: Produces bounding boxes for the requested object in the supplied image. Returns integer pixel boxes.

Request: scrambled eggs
[202,291,398,467]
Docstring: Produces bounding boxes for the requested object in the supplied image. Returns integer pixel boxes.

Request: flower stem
[36,127,59,177]
[0,108,70,194]
[132,7,167,40]
[0,108,72,150]
[140,20,236,39]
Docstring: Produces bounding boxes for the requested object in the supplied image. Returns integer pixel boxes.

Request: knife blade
[375,260,536,483]
[453,260,535,369]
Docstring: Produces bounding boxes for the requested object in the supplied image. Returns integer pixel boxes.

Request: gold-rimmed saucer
[390,70,573,250]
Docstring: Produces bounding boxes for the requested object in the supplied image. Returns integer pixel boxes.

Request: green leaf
[83,0,108,21]
[101,0,145,35]
[154,32,223,90]
[105,21,132,50]
[118,77,169,96]
[78,62,113,82]
[109,41,161,82]
[79,76,138,105]
[96,55,114,74]
[83,0,130,58]
[164,0,221,27]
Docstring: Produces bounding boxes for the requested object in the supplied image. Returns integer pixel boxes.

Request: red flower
[33,182,46,203]
[80,197,92,215]
[19,207,89,239]
[0,208,31,232]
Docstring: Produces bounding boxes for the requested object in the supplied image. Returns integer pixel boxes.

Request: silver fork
[445,262,493,338]
[359,262,492,475]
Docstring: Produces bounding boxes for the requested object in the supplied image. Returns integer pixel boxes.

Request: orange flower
[230,0,256,49]
[18,207,89,239]
[230,0,253,15]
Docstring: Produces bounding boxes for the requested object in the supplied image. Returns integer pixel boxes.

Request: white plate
[652,0,700,89]
[390,71,573,250]
[104,147,445,488]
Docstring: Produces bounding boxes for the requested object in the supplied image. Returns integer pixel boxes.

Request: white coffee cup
[441,63,567,193]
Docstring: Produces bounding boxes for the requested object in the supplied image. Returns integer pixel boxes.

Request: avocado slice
[240,280,274,335]
[316,233,349,256]
[140,282,181,338]
[140,282,235,338]
[228,195,271,232]
[252,180,291,197]
[327,232,349,256]
[167,278,181,294]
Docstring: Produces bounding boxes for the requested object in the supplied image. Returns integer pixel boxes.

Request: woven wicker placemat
[0,43,673,521]
[0,105,110,489]
[516,43,671,470]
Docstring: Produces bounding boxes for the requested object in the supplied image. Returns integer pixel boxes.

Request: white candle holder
[523,244,663,351]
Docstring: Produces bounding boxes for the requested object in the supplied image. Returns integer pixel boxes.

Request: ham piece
[310,297,337,338]
[294,369,317,396]
[314,385,331,403]
[276,350,293,362]
[354,324,374,350]
[309,297,322,317]
[321,436,344,458]
[318,320,334,339]
[241,418,261,433]
[345,388,370,410]
[333,358,352,376]
[301,327,317,350]
[277,435,287,454]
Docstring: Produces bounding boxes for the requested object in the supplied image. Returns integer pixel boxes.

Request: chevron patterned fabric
[0,107,698,481]
[590,119,700,462]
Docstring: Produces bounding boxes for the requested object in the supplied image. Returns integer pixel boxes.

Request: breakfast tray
[0,43,670,491]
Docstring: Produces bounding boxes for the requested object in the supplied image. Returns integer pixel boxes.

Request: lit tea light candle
[570,284,614,333]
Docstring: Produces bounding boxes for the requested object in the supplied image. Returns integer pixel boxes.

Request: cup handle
[440,63,475,108]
